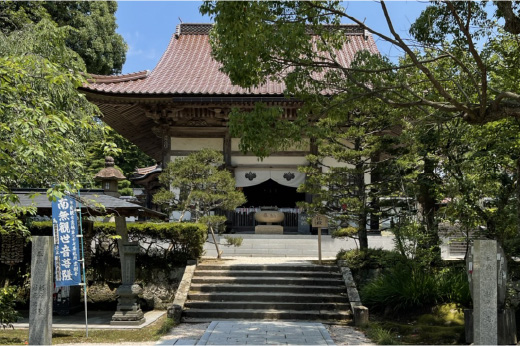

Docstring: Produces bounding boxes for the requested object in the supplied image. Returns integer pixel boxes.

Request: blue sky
[116,1,429,75]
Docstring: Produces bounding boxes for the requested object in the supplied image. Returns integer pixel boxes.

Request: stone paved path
[157,321,374,345]
[159,321,335,345]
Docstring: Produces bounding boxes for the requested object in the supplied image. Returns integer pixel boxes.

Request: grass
[0,315,176,345]
[365,325,399,345]
[362,304,466,345]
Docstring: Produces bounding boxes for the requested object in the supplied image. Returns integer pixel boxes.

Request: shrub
[0,286,21,329]
[336,248,405,270]
[30,221,207,265]
[360,263,471,313]
[224,236,243,247]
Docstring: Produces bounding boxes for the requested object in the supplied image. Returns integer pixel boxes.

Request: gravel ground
[325,324,374,345]
[161,322,211,342]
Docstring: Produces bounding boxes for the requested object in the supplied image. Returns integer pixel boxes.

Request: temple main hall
[80,23,379,233]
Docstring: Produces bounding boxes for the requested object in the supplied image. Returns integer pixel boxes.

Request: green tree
[437,118,520,252]
[200,0,520,226]
[153,149,246,258]
[298,104,400,249]
[201,1,520,123]
[83,125,155,189]
[0,1,127,75]
[199,1,520,264]
[231,99,402,249]
[0,19,103,234]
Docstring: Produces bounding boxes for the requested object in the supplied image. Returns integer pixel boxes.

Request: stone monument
[111,241,144,325]
[472,239,497,345]
[465,240,516,344]
[29,236,53,345]
[111,216,144,325]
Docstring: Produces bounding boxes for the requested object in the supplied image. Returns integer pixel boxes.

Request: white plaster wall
[171,137,223,151]
[322,157,351,169]
[231,138,241,152]
[321,157,371,185]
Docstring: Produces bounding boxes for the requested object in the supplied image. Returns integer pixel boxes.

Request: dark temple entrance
[227,179,307,233]
[242,179,305,208]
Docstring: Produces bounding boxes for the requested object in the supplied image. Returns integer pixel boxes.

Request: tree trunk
[417,156,441,262]
[209,225,222,259]
[369,152,381,233]
[355,138,369,249]
[358,211,369,249]
[517,158,520,236]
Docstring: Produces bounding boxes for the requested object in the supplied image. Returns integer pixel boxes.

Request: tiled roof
[83,23,379,96]
[11,189,166,219]
[131,164,162,187]
[134,164,162,177]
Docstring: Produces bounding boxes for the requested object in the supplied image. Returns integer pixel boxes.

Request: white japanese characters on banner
[52,196,81,287]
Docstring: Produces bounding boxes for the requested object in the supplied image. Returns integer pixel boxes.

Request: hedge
[29,221,207,264]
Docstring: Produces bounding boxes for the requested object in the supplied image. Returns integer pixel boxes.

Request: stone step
[184,301,351,311]
[182,308,351,321]
[183,262,351,322]
[189,283,345,294]
[195,264,339,272]
[181,317,352,325]
[193,269,342,278]
[191,276,345,286]
[187,292,349,303]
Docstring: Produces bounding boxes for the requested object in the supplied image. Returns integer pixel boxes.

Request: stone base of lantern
[111,284,145,326]
[255,225,283,234]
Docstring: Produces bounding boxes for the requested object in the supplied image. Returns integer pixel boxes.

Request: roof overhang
[81,89,300,161]
[11,189,167,219]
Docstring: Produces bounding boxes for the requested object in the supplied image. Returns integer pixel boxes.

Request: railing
[229,208,300,232]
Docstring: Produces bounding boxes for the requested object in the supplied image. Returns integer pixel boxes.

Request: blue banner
[52,196,81,287]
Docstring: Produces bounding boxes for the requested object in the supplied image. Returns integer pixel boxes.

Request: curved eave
[87,70,150,84]
[131,172,162,186]
[80,87,298,104]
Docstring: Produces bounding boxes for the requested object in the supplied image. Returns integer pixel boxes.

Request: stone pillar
[111,217,145,325]
[353,306,369,326]
[465,241,515,344]
[29,236,53,345]
[115,216,128,268]
[472,239,498,345]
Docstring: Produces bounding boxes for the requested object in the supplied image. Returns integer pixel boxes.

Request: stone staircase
[182,263,352,323]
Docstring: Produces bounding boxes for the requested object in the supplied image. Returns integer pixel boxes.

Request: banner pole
[77,191,88,338]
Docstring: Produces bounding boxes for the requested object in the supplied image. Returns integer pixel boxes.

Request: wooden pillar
[224,132,232,169]
[161,131,171,168]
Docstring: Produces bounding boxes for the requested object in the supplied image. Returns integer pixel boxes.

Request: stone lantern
[94,156,126,197]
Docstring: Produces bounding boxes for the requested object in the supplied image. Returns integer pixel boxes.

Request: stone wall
[86,267,185,311]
